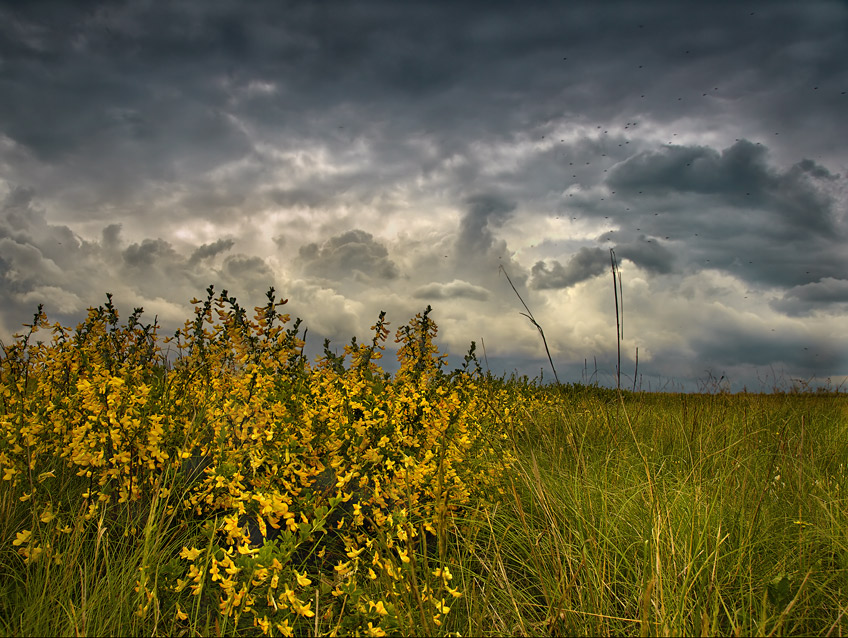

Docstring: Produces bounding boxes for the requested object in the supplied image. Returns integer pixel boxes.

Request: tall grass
[462,388,848,636]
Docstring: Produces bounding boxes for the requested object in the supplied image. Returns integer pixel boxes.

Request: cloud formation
[530,248,608,290]
[0,1,846,390]
[413,280,490,301]
[298,230,399,283]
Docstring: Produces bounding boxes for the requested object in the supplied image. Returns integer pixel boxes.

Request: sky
[1,0,847,392]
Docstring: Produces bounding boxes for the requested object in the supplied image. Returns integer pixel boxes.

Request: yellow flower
[282,586,297,605]
[175,605,189,621]
[366,621,387,637]
[222,515,244,541]
[219,577,236,592]
[445,585,463,598]
[294,570,312,587]
[39,504,56,523]
[23,544,44,564]
[252,567,269,586]
[187,564,203,581]
[255,616,271,635]
[180,546,203,561]
[12,530,31,546]
[346,546,365,559]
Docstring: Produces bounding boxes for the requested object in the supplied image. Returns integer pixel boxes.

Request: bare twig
[499,266,560,385]
[610,249,622,389]
[633,346,639,392]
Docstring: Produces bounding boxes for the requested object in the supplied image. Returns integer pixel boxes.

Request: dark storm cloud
[601,139,848,290]
[608,140,840,236]
[458,194,516,253]
[118,234,275,301]
[0,186,278,336]
[528,237,674,291]
[267,188,329,210]
[690,323,847,378]
[101,223,122,248]
[1,187,80,256]
[771,278,848,316]
[298,230,399,282]
[189,238,236,264]
[123,238,180,269]
[2,2,845,155]
[223,254,274,285]
[0,187,96,331]
[616,236,676,275]
[0,187,84,285]
[530,247,607,290]
[117,236,209,301]
[2,2,845,223]
[1,1,847,389]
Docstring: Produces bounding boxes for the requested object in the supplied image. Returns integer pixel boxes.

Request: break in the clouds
[1,1,846,391]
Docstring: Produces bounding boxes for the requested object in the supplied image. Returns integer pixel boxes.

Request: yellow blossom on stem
[366,621,387,637]
[12,530,31,546]
[294,570,312,587]
[179,546,202,561]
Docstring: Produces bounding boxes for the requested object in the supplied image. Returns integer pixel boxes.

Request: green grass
[453,387,848,637]
[2,382,846,636]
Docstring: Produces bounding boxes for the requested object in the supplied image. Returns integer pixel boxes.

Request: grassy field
[1,289,846,636]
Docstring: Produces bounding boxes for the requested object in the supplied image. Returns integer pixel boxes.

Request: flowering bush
[1,288,527,635]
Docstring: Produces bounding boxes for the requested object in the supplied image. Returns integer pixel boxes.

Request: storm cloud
[0,1,846,390]
[298,230,399,283]
[530,248,608,290]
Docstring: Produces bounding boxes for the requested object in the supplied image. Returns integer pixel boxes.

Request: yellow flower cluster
[1,288,533,634]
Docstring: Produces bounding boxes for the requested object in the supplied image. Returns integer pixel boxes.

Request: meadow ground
[1,291,846,636]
